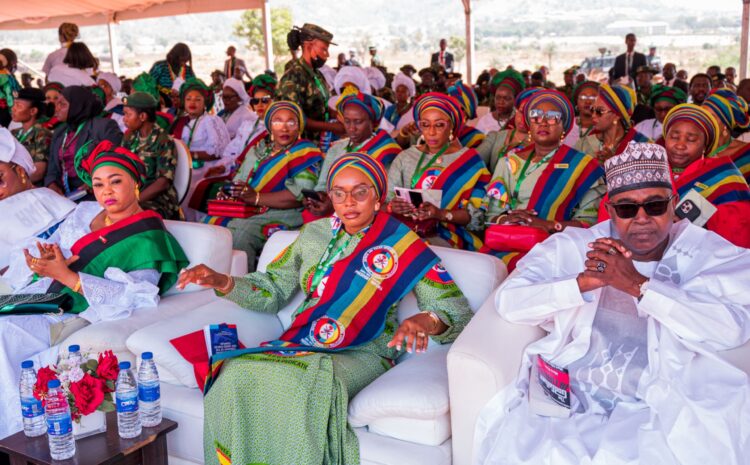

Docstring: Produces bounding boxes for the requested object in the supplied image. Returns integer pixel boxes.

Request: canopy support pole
[463,0,475,84]
[742,0,750,80]
[107,20,120,75]
[262,0,274,71]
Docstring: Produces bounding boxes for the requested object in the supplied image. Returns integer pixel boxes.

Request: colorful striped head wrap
[702,88,750,130]
[490,69,526,96]
[649,84,687,107]
[515,87,543,111]
[179,77,214,112]
[571,81,600,108]
[326,152,388,202]
[412,92,465,135]
[264,100,306,136]
[75,140,146,187]
[43,81,64,94]
[663,103,721,156]
[524,89,575,136]
[249,74,277,96]
[598,84,636,129]
[447,80,479,119]
[336,92,384,125]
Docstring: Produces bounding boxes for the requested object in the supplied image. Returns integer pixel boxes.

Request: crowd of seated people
[1,21,750,465]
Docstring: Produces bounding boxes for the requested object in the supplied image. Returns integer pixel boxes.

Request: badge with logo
[356,245,399,288]
[310,317,345,348]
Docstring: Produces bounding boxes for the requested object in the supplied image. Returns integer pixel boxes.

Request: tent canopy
[0,0,262,30]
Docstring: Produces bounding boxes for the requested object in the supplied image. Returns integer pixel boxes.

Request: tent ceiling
[0,0,262,30]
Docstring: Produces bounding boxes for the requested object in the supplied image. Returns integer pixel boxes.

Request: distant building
[605,20,669,35]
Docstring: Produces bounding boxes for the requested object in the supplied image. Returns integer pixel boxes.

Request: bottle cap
[68,344,80,353]
[119,361,131,370]
[21,360,33,369]
[48,380,61,389]
[141,352,153,360]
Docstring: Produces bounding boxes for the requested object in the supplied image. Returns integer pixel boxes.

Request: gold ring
[417,331,427,338]
[31,257,39,265]
[608,247,617,255]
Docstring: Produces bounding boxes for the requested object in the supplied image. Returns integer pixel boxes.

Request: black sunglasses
[250,97,273,105]
[608,195,674,219]
[592,107,612,117]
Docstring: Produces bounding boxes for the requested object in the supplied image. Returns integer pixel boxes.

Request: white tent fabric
[0,0,262,30]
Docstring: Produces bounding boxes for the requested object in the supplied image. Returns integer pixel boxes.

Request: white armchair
[125,230,508,465]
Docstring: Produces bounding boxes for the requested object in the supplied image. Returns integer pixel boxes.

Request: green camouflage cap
[300,23,336,45]
[123,91,159,109]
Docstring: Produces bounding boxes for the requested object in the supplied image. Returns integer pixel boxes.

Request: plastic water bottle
[115,361,142,438]
[19,361,46,437]
[67,345,83,368]
[45,380,75,460]
[137,352,162,427]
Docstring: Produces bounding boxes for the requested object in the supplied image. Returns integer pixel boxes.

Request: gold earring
[375,202,381,211]
[449,133,454,142]
[135,186,141,200]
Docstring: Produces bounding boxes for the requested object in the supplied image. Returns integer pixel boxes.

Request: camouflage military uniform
[276,58,330,143]
[122,125,180,220]
[637,86,652,106]
[12,124,52,165]
[557,84,575,102]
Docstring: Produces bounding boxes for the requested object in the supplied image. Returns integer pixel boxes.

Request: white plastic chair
[172,138,193,205]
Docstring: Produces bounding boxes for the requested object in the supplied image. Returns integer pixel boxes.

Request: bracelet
[399,128,410,139]
[72,278,82,294]
[421,311,442,334]
[495,214,508,224]
[217,274,235,295]
[254,192,260,206]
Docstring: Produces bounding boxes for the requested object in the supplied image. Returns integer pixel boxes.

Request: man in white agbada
[474,142,750,465]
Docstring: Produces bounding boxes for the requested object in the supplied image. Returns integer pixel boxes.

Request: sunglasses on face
[528,109,562,125]
[250,97,273,105]
[579,95,597,102]
[329,185,375,204]
[592,107,613,117]
[608,195,674,219]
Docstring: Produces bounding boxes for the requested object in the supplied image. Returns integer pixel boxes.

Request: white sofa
[125,230,508,465]
[60,220,249,365]
[447,271,750,465]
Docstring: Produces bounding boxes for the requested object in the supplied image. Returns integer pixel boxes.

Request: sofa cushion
[348,345,452,446]
[126,298,283,388]
[160,382,205,463]
[162,221,234,295]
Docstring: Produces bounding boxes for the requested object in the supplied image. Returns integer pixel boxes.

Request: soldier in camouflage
[11,88,53,185]
[276,23,344,144]
[121,92,181,220]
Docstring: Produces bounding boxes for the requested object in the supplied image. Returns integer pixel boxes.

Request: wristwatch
[421,311,442,334]
[638,279,650,300]
[444,210,454,222]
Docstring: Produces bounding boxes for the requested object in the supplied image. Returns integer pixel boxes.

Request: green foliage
[450,36,466,64]
[233,7,293,65]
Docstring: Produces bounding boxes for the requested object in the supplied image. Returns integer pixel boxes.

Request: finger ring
[596,261,606,273]
[417,331,427,338]
[607,247,617,255]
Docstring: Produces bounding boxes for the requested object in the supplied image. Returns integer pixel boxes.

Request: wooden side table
[0,412,177,465]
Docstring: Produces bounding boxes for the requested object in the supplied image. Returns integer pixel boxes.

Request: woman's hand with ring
[387,313,435,354]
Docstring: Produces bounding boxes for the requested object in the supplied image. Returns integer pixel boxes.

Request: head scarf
[447,80,479,119]
[43,82,64,94]
[223,77,250,105]
[515,87,543,111]
[249,74,277,96]
[391,72,416,98]
[524,89,575,136]
[75,140,146,187]
[649,84,687,107]
[663,103,721,156]
[0,128,35,175]
[97,72,121,94]
[334,66,371,95]
[605,142,672,196]
[598,84,636,128]
[490,69,526,96]
[132,73,159,100]
[365,67,386,91]
[264,100,306,136]
[61,85,103,127]
[336,92,384,125]
[702,88,750,130]
[571,81,600,107]
[326,152,388,202]
[180,77,214,112]
[412,92,465,135]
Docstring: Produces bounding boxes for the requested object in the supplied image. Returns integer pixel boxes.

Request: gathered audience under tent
[1,19,750,465]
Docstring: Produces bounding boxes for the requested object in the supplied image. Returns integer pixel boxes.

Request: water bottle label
[116,392,139,413]
[138,383,160,402]
[21,397,44,418]
[46,415,72,436]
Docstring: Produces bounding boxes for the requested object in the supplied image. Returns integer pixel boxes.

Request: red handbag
[206,199,265,218]
[485,224,550,252]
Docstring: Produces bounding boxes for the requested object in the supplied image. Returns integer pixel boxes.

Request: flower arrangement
[34,350,119,422]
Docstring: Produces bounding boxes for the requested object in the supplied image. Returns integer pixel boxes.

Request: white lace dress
[0,201,162,439]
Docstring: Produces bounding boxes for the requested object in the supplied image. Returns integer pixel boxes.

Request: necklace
[104,215,114,226]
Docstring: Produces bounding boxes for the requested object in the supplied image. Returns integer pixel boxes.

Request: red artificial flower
[96,350,119,382]
[69,374,105,416]
[33,366,59,401]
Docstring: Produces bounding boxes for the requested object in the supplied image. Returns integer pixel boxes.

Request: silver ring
[596,261,606,273]
[607,247,618,255]
[416,331,427,338]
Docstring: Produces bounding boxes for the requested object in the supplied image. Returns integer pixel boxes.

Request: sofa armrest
[447,294,544,465]
[230,250,248,276]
